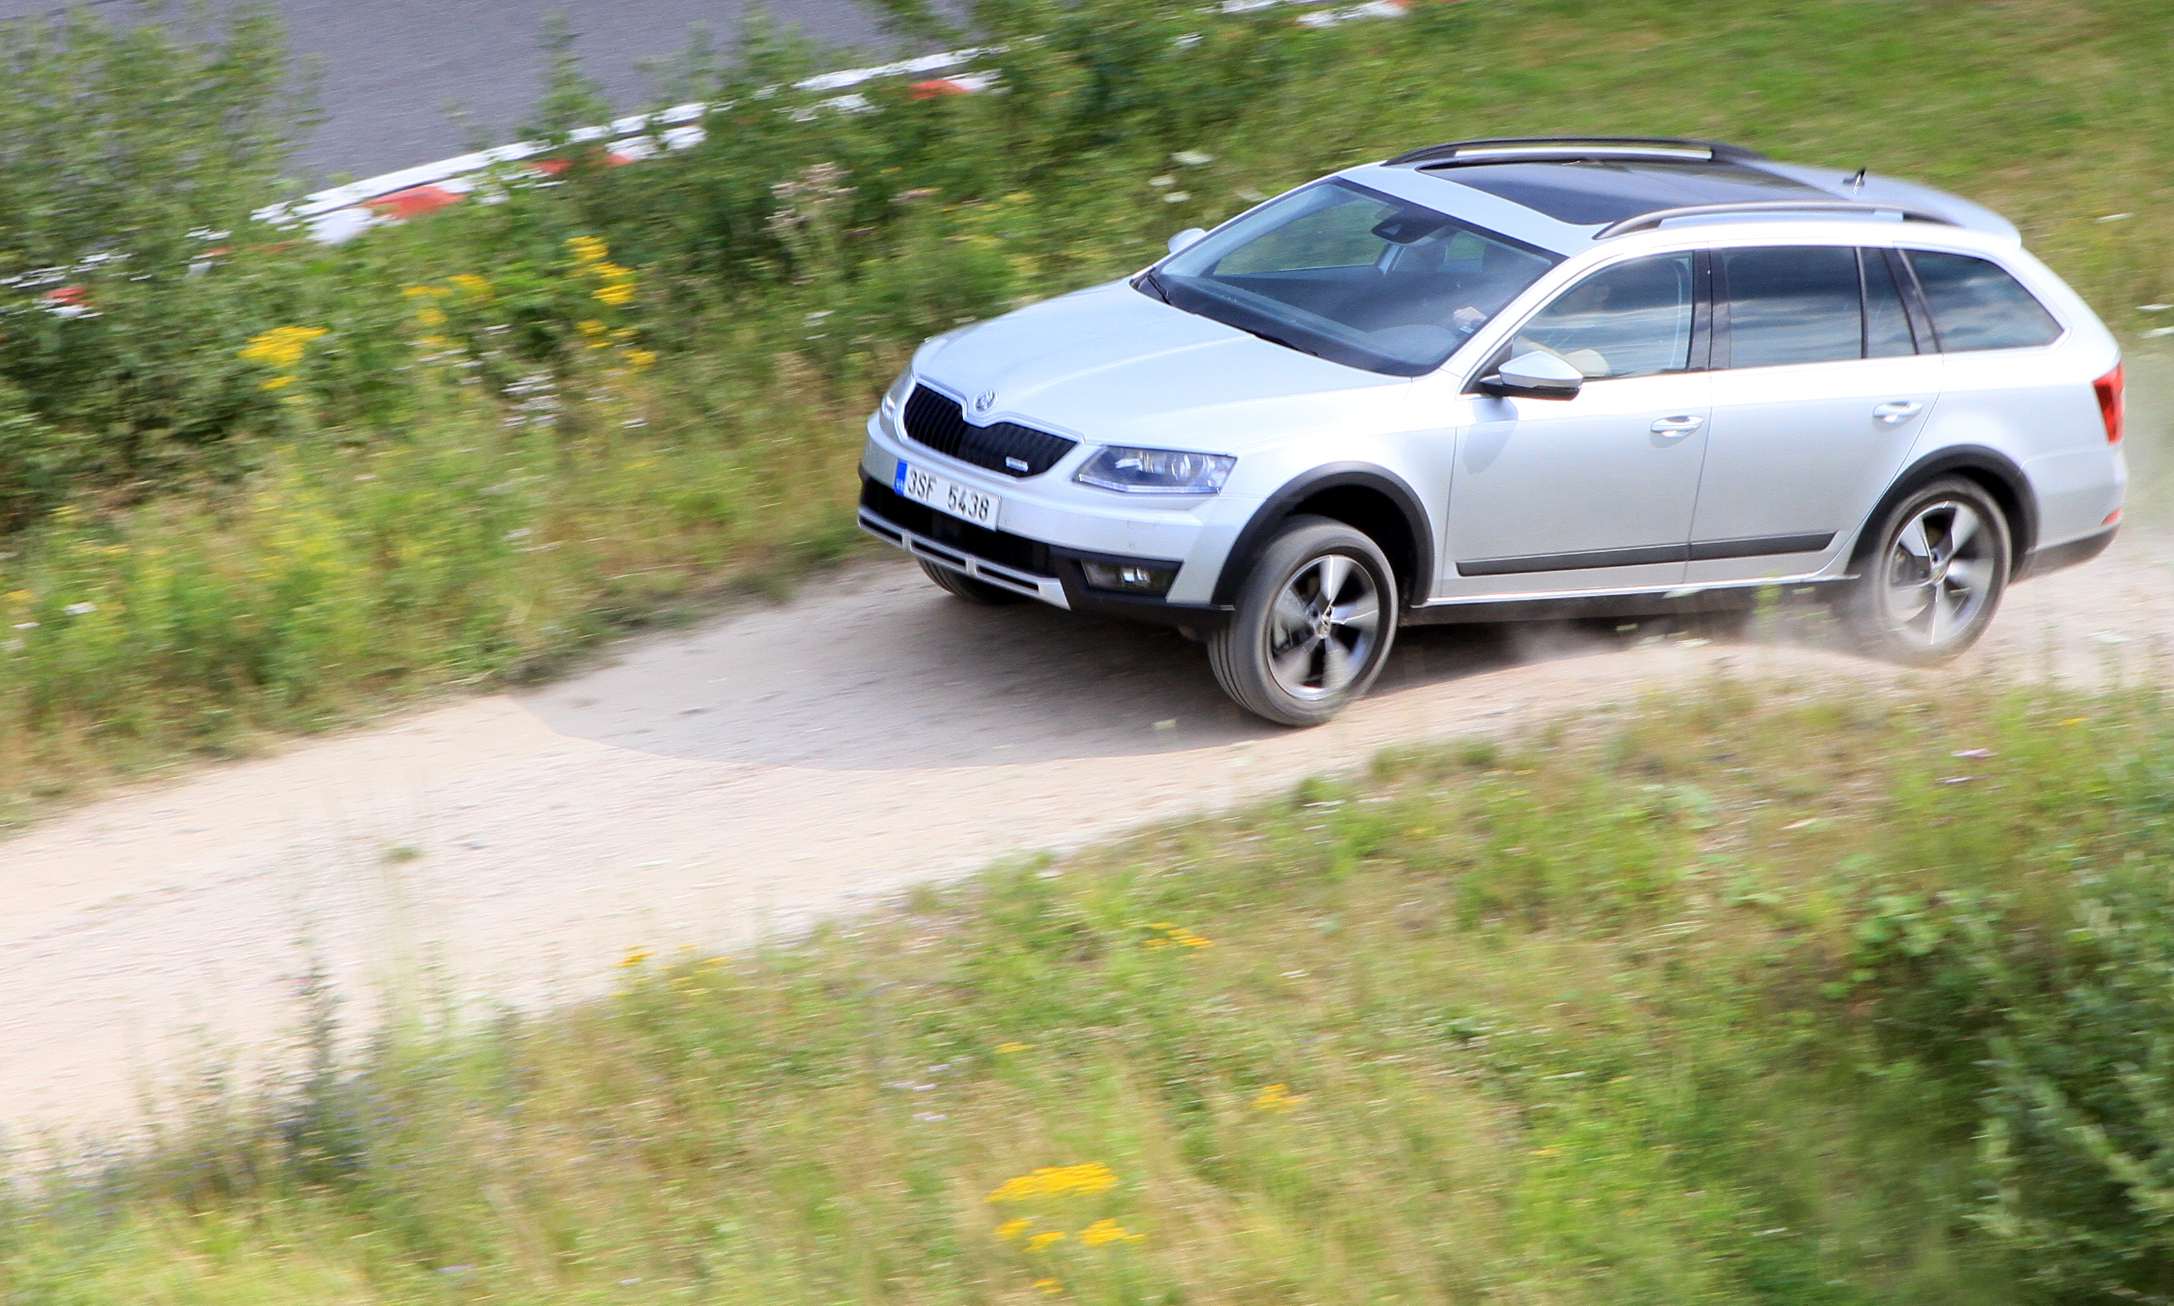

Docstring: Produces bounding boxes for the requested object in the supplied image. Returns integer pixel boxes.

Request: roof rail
[1386,136,1767,168]
[1593,199,1961,239]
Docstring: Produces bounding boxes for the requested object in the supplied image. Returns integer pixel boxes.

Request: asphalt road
[5,0,900,181]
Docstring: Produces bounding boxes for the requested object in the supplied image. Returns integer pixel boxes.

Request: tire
[919,558,1025,606]
[1207,515,1398,726]
[1839,476,2011,666]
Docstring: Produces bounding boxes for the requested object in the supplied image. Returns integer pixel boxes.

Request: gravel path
[2,539,2168,1146]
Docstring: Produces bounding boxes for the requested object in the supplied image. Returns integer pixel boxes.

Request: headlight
[1074,446,1236,495]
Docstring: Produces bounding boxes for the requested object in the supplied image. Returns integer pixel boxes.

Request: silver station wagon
[859,137,2126,724]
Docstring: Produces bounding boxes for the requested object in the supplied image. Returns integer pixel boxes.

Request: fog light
[1081,561,1176,595]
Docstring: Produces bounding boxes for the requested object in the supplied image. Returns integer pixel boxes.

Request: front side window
[1509,253,1696,380]
[1150,180,1561,376]
[1722,246,1864,368]
[1905,250,2063,351]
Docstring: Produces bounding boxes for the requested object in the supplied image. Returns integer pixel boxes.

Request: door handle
[1872,400,1923,425]
[1649,415,1705,434]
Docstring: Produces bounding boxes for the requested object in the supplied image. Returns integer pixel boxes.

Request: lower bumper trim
[859,508,1071,608]
[2017,524,2117,581]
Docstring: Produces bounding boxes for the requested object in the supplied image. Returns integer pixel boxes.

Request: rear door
[1688,245,1940,583]
[1439,251,1712,597]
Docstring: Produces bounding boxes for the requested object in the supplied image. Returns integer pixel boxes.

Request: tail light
[2094,363,2125,444]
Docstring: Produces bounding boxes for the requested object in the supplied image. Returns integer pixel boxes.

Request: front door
[1440,251,1712,598]
[1689,245,1939,584]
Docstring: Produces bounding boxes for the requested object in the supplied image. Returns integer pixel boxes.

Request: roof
[1429,159,1828,227]
[1345,137,2019,253]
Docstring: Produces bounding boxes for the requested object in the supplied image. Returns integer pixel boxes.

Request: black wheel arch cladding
[1214,464,1434,608]
[1852,446,2035,570]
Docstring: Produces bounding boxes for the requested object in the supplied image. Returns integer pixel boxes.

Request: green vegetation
[1,0,2170,815]
[8,676,2174,1303]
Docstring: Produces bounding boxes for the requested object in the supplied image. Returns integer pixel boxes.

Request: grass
[7,675,2174,1303]
[3,0,2174,825]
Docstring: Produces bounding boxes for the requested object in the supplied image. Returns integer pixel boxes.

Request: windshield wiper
[1235,323,1324,359]
[1142,272,1327,361]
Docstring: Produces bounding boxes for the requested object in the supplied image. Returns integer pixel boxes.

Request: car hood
[914,280,1412,456]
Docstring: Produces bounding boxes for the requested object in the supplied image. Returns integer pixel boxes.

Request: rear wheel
[919,558,1024,606]
[1840,476,2011,665]
[1208,516,1397,726]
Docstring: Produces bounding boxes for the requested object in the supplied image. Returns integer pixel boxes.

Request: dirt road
[3,538,2167,1144]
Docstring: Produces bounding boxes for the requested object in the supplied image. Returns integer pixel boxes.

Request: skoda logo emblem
[973,390,997,415]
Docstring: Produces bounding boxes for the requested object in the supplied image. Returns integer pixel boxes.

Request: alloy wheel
[1265,554,1382,699]
[1879,498,1994,649]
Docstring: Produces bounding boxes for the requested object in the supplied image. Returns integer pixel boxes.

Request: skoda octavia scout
[858,137,2126,725]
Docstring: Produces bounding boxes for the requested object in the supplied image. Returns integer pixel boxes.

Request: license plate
[895,459,1000,529]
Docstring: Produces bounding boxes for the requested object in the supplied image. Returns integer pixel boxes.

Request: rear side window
[1721,246,1863,368]
[1905,250,2063,351]
[1863,249,1917,358]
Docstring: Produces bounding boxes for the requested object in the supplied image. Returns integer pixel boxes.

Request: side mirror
[1166,227,1208,255]
[1480,350,1585,400]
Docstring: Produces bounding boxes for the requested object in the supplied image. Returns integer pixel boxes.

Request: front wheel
[1207,516,1397,726]
[1840,476,2011,666]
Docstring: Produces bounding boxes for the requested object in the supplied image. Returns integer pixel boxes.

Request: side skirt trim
[1457,542,1685,577]
[1457,532,1837,577]
[1688,531,1835,561]
[1405,579,1848,626]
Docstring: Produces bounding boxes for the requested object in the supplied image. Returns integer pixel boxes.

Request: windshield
[1146,179,1561,376]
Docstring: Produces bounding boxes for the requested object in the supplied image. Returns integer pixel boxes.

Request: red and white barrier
[261,0,1422,244]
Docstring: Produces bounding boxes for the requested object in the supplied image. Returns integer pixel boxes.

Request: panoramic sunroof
[1434,160,1828,226]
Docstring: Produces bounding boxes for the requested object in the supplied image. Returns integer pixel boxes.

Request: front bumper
[858,476,1234,630]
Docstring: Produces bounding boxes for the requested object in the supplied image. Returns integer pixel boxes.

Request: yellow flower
[237,325,329,370]
[566,235,611,266]
[623,348,657,370]
[1253,1083,1304,1114]
[1033,1279,1063,1296]
[593,279,637,308]
[618,947,652,969]
[1078,1219,1143,1247]
[994,1218,1032,1242]
[986,1163,1120,1204]
[996,1041,1033,1054]
[578,319,609,338]
[402,284,441,298]
[259,375,295,391]
[1142,922,1213,950]
[1025,1231,1066,1253]
[448,274,492,297]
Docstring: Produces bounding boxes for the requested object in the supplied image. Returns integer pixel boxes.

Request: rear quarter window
[1905,250,2064,351]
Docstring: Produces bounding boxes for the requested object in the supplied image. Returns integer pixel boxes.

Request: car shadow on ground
[518,567,1779,770]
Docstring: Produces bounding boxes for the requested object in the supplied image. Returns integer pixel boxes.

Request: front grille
[860,478,1054,577]
[902,385,1077,478]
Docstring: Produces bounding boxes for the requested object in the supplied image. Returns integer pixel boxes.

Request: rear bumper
[858,476,1233,630]
[2017,524,2117,581]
